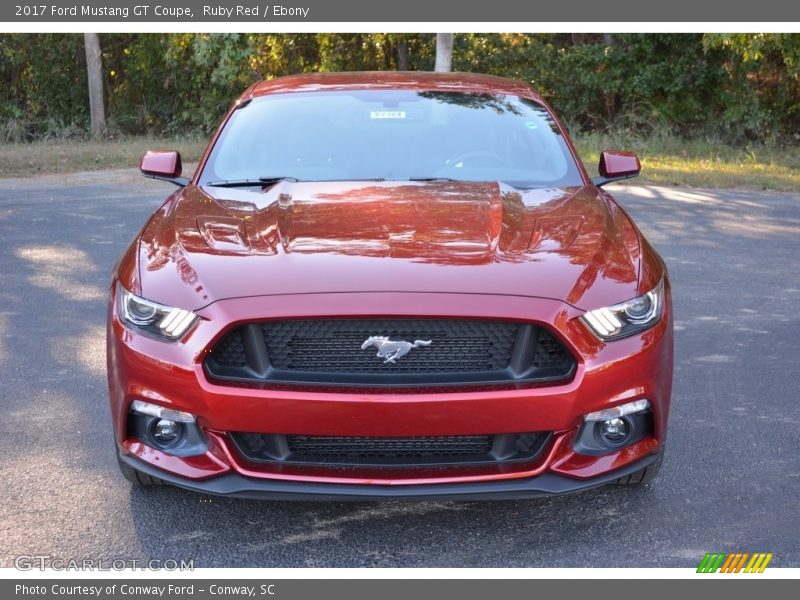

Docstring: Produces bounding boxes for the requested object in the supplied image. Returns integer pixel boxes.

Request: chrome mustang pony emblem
[361,336,432,364]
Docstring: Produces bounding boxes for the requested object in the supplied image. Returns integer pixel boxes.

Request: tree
[396,37,409,70]
[434,33,453,72]
[83,33,105,135]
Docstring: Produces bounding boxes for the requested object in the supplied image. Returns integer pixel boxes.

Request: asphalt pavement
[0,171,798,567]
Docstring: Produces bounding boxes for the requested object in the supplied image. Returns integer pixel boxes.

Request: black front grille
[231,432,550,468]
[205,318,575,388]
[211,328,248,367]
[264,319,517,373]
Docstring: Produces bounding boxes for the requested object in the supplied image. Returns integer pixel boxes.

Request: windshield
[199,89,583,187]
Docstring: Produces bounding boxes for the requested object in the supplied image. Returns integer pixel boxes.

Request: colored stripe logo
[697,552,773,573]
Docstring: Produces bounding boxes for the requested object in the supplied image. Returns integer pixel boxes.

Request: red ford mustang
[108,72,673,500]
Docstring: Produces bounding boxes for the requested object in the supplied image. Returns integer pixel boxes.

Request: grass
[1,133,798,191]
[0,135,208,179]
[575,133,800,191]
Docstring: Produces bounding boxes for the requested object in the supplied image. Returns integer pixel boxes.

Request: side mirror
[140,150,189,187]
[591,150,641,187]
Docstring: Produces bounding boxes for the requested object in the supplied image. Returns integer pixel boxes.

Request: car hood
[137,181,641,311]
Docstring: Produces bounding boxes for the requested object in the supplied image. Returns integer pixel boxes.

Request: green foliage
[1,33,798,143]
[453,34,731,136]
[0,34,89,140]
[703,34,800,141]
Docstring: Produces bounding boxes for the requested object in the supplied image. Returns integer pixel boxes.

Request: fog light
[574,402,652,455]
[151,419,181,444]
[600,417,629,444]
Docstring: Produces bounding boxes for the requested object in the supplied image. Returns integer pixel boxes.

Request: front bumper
[108,289,673,495]
[117,447,662,500]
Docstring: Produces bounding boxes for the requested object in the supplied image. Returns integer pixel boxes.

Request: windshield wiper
[409,177,542,188]
[312,177,386,182]
[204,176,300,187]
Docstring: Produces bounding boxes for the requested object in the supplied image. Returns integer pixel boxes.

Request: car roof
[243,71,543,102]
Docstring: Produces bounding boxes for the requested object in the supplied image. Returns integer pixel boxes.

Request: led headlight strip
[118,284,198,340]
[581,280,664,340]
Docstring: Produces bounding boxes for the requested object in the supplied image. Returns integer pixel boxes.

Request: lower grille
[206,318,575,388]
[288,435,493,459]
[231,432,550,468]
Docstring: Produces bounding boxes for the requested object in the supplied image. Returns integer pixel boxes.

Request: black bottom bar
[117,450,660,501]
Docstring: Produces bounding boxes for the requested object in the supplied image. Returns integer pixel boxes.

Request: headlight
[581,280,664,340]
[118,284,198,340]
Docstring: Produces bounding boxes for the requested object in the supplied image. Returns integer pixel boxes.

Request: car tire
[116,450,165,487]
[616,451,663,486]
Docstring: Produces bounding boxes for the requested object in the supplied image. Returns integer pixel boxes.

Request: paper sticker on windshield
[370,111,406,120]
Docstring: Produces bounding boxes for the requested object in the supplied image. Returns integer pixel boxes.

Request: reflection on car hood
[137,180,641,310]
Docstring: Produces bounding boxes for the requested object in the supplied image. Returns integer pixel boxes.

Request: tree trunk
[434,33,453,72]
[83,33,105,136]
[397,38,409,71]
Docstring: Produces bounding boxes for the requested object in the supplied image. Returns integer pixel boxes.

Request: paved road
[0,172,798,568]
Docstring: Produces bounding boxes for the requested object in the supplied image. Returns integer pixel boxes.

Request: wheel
[116,449,165,487]
[616,451,663,486]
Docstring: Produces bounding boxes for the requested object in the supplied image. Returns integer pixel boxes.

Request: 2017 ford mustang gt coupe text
[107,72,673,499]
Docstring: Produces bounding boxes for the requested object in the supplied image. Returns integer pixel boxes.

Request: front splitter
[117,450,660,501]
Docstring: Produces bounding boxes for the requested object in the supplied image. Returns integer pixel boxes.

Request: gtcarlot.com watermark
[14,555,194,571]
